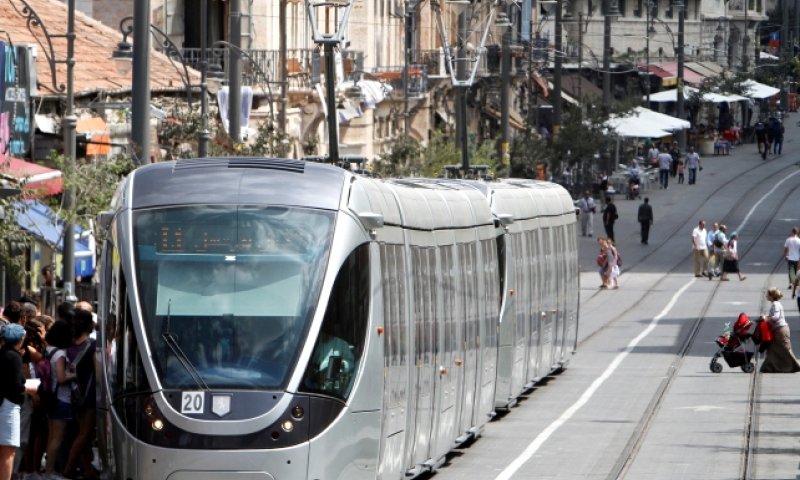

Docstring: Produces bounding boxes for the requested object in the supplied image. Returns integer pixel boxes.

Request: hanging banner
[1,44,33,157]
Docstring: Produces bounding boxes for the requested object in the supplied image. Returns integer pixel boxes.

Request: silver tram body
[96,158,578,480]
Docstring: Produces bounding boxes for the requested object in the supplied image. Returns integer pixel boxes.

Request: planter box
[698,139,715,156]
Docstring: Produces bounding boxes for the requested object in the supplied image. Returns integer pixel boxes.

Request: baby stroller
[710,313,755,373]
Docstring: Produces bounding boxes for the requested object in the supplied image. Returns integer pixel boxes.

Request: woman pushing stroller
[758,287,800,373]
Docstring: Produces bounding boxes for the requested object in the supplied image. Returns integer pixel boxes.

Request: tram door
[552,225,567,365]
[538,227,555,376]
[494,234,517,407]
[408,246,436,469]
[526,227,542,384]
[476,238,500,418]
[512,232,531,393]
[458,242,480,438]
[378,243,408,478]
[432,244,459,458]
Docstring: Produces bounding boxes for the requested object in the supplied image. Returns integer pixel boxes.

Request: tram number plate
[181,391,205,414]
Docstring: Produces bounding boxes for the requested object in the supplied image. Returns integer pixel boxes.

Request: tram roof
[128,158,347,210]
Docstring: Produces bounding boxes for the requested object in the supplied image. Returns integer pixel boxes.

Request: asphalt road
[430,119,800,480]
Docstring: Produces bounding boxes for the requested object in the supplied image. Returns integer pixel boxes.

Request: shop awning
[741,79,780,99]
[642,64,677,87]
[646,87,748,103]
[0,156,63,196]
[685,62,721,79]
[14,200,95,277]
[653,62,706,87]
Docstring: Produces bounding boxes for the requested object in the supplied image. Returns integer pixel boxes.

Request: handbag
[753,319,773,345]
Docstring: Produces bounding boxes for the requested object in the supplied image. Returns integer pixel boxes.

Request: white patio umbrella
[740,79,780,99]
[631,106,691,131]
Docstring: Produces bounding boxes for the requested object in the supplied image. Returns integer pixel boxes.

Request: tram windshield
[132,205,335,390]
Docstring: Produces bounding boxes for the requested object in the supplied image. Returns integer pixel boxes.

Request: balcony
[727,0,765,19]
[370,65,430,99]
[178,48,364,91]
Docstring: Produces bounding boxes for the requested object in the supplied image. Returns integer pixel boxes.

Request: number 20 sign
[181,391,205,414]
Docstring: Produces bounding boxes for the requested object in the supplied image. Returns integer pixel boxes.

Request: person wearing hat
[0,323,37,480]
[720,231,746,281]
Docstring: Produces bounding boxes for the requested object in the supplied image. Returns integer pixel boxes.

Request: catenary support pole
[229,0,242,142]
[676,0,686,151]
[62,0,76,297]
[131,0,151,165]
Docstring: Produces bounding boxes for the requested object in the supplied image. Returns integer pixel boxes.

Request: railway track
[600,159,798,480]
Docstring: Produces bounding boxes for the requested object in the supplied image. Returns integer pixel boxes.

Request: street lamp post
[114,15,210,158]
[229,0,242,143]
[675,0,686,151]
[305,0,356,165]
[431,0,500,176]
[553,0,563,134]
[9,0,77,297]
[132,0,151,165]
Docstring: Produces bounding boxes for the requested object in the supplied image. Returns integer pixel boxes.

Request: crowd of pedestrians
[689,220,747,282]
[0,299,98,480]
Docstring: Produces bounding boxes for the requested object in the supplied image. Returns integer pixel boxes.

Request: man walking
[691,220,709,278]
[603,196,618,242]
[576,191,596,237]
[669,141,680,178]
[784,227,800,288]
[685,146,701,185]
[637,197,654,244]
[657,146,672,189]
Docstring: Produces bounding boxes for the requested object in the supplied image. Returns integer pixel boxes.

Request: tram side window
[301,244,370,400]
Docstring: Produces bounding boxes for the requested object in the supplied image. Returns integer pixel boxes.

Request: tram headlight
[151,418,165,431]
[143,400,155,417]
[281,420,294,432]
[291,405,304,419]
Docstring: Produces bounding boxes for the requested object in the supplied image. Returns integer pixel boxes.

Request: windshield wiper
[162,299,209,390]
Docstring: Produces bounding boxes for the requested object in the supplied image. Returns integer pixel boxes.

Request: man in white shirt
[784,226,800,289]
[576,191,596,237]
[691,220,709,278]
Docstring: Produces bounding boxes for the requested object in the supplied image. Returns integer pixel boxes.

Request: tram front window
[133,206,334,390]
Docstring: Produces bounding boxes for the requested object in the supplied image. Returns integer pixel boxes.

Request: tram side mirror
[97,210,114,230]
[497,213,514,229]
[497,214,514,225]
[357,212,384,236]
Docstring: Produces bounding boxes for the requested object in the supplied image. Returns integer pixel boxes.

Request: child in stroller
[710,312,755,373]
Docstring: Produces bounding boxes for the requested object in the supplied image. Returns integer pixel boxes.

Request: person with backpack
[43,320,76,479]
[706,222,721,278]
[754,118,767,157]
[63,310,98,480]
[711,225,729,280]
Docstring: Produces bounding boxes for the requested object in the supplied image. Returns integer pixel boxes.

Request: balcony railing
[370,65,430,98]
[178,48,364,91]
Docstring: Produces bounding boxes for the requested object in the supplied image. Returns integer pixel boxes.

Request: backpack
[713,232,724,248]
[68,341,94,408]
[616,250,622,267]
[36,349,56,411]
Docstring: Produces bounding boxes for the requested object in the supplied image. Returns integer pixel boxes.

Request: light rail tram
[96,157,579,479]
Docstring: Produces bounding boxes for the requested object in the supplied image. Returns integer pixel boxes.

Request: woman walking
[720,232,746,281]
[1,324,36,480]
[760,288,800,373]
